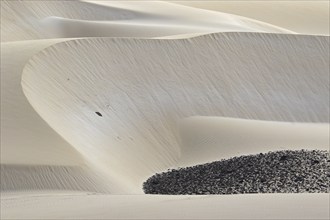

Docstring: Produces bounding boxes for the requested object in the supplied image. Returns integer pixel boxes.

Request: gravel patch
[143,150,330,195]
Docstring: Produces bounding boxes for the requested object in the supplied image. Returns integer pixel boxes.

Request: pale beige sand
[1,40,77,165]
[175,1,330,35]
[21,33,329,193]
[1,0,329,219]
[1,194,329,219]
[1,0,293,42]
[1,40,118,193]
[0,165,111,193]
[179,117,329,166]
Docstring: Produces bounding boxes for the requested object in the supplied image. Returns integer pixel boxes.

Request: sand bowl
[1,0,329,219]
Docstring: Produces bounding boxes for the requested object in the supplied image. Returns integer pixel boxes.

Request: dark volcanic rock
[143,150,330,195]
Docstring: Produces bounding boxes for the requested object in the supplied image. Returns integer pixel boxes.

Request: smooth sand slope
[1,40,74,166]
[2,194,329,219]
[1,0,293,42]
[1,0,329,219]
[175,0,330,35]
[1,40,119,193]
[179,117,329,166]
[21,33,329,193]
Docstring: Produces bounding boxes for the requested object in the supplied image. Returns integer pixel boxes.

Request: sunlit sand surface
[1,1,329,219]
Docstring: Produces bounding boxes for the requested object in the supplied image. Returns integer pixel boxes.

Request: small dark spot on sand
[95,112,102,117]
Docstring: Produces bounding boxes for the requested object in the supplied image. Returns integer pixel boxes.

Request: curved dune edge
[1,1,329,219]
[20,32,329,193]
[1,39,77,166]
[1,0,303,181]
[0,39,124,194]
[1,0,294,42]
[175,1,330,36]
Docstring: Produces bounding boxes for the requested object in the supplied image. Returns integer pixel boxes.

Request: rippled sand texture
[1,1,329,219]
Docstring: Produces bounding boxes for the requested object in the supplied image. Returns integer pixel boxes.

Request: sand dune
[1,0,329,219]
[1,40,76,165]
[1,40,120,193]
[1,0,293,42]
[21,33,329,193]
[180,117,329,166]
[175,1,330,35]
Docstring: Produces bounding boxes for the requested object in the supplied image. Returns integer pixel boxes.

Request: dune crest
[1,0,293,42]
[21,33,329,193]
[1,0,329,219]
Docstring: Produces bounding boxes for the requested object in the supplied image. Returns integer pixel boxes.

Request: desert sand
[175,0,330,35]
[2,194,329,219]
[1,0,329,219]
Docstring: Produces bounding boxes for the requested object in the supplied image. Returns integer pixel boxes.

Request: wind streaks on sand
[21,33,329,193]
[1,0,329,219]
